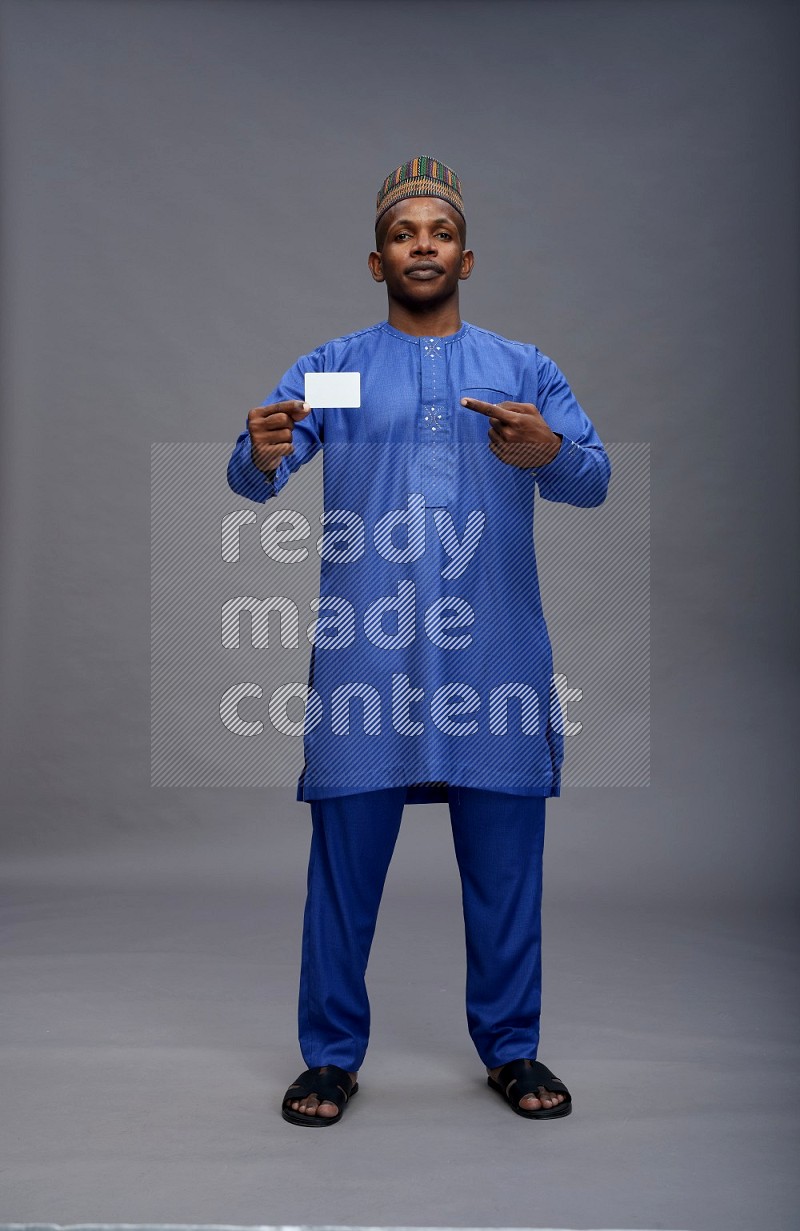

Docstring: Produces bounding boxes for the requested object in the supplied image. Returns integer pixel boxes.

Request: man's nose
[411,231,436,253]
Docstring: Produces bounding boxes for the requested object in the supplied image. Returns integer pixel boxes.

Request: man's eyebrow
[388,216,456,230]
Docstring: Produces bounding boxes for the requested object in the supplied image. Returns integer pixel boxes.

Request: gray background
[0,1,797,1228]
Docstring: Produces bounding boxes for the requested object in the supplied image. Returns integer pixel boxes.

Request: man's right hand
[248,400,312,473]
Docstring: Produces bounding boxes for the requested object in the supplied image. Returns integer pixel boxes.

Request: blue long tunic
[227,320,610,802]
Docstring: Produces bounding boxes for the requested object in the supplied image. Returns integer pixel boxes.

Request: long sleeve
[530,352,611,508]
[226,352,325,503]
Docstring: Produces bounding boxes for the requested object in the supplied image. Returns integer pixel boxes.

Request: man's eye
[394,231,411,241]
[436,231,452,240]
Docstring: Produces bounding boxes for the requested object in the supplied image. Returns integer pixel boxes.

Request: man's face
[368,197,473,307]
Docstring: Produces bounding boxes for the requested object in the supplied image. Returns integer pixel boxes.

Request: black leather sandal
[487,1058,572,1119]
[281,1064,359,1126]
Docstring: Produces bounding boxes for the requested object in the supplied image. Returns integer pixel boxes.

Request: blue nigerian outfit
[227,320,610,1066]
[228,320,610,801]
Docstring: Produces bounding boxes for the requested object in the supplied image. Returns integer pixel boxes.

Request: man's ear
[368,251,385,283]
[459,249,475,281]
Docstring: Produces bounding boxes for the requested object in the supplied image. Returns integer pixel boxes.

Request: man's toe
[518,1086,564,1110]
[294,1094,320,1114]
[290,1092,340,1118]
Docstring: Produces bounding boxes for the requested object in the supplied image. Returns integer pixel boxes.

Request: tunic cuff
[525,434,578,478]
[231,442,288,502]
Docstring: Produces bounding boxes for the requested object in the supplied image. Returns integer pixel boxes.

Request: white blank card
[304,372,361,408]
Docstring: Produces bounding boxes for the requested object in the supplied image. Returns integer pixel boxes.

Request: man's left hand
[461,397,562,468]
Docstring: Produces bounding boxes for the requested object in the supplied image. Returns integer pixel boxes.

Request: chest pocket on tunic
[459,385,518,449]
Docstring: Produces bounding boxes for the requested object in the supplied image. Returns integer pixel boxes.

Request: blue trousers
[298,785,547,1070]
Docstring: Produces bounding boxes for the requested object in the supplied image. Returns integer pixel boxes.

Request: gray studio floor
[1,795,797,1231]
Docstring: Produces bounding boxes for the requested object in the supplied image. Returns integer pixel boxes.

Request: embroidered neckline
[379,320,471,346]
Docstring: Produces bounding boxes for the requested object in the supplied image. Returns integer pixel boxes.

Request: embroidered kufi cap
[376,155,464,227]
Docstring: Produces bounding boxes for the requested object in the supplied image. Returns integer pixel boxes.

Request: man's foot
[487,1058,567,1112]
[285,1066,359,1119]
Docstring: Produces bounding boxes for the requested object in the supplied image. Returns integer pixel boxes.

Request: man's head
[374,155,466,249]
[369,156,473,309]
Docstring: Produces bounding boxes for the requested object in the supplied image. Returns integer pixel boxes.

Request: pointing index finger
[460,397,517,422]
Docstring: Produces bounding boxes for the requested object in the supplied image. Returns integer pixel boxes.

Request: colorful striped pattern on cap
[376,155,464,226]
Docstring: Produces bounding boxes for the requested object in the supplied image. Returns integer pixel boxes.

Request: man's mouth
[406,262,444,279]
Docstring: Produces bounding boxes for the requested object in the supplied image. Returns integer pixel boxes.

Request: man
[227,156,610,1125]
